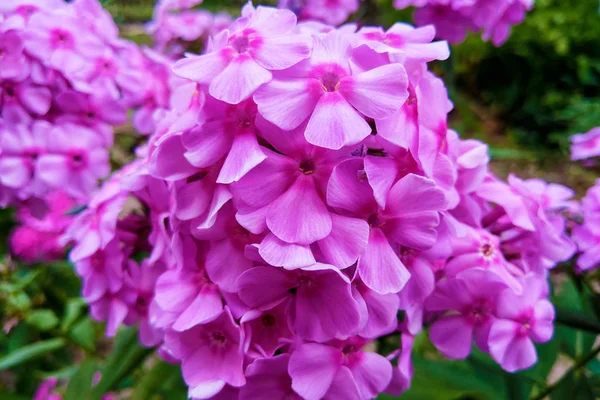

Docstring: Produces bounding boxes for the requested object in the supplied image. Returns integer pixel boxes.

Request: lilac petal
[489,320,537,372]
[259,233,315,269]
[430,315,474,359]
[358,228,410,294]
[206,239,253,292]
[295,269,361,341]
[324,366,361,400]
[149,134,197,181]
[172,52,229,84]
[384,212,440,250]
[252,34,312,70]
[217,131,267,184]
[317,214,369,269]
[182,123,232,168]
[173,285,223,331]
[289,343,342,400]
[350,352,393,399]
[364,155,398,209]
[327,158,376,215]
[254,78,320,130]
[236,267,294,308]
[209,55,272,105]
[385,173,446,217]
[19,85,51,115]
[304,92,371,150]
[340,64,408,119]
[267,175,332,245]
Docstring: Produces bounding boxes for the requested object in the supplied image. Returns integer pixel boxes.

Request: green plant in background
[452,0,600,154]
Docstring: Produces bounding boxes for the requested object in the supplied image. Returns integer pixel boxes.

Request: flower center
[211,331,227,345]
[299,160,315,175]
[5,87,15,97]
[261,314,276,327]
[368,214,385,228]
[321,71,341,92]
[480,243,494,258]
[297,275,314,288]
[342,344,357,356]
[50,29,74,49]
[186,171,208,184]
[230,35,250,54]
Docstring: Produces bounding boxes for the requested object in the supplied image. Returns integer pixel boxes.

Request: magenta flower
[327,158,446,294]
[181,98,266,184]
[241,301,294,357]
[240,354,302,400]
[36,123,110,199]
[0,79,51,124]
[25,10,104,74]
[236,264,362,341]
[489,274,554,372]
[426,269,509,359]
[571,127,600,161]
[164,308,246,398]
[255,31,408,149]
[289,337,393,400]
[357,23,450,62]
[172,6,312,104]
[154,265,223,332]
[0,29,30,80]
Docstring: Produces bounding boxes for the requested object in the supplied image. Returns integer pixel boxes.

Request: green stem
[531,344,600,400]
[555,307,600,334]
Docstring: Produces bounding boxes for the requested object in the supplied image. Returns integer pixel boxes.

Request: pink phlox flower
[172,5,312,104]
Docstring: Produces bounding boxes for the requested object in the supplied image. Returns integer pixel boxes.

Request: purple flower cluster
[278,0,360,26]
[147,0,232,58]
[393,0,535,45]
[65,4,576,399]
[0,0,171,207]
[9,190,75,263]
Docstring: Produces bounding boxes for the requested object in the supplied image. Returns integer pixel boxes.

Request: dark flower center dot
[299,160,315,175]
[186,171,208,184]
[342,344,357,355]
[261,314,276,327]
[321,71,341,92]
[211,331,227,345]
[5,87,15,97]
[480,243,494,257]
[297,276,313,288]
[231,36,249,53]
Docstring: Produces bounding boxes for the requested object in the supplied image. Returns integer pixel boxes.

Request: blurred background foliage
[2,0,600,399]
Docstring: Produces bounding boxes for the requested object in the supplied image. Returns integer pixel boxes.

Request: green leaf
[66,360,97,400]
[89,327,152,400]
[552,276,597,358]
[0,391,29,400]
[131,360,182,400]
[67,318,96,352]
[389,356,504,400]
[0,338,66,370]
[25,309,59,332]
[61,298,87,332]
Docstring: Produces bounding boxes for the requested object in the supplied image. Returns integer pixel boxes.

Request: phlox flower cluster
[0,0,172,208]
[65,3,575,399]
[570,127,600,163]
[9,190,75,263]
[278,0,360,26]
[569,127,600,272]
[147,0,232,58]
[393,0,534,45]
[571,179,600,272]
